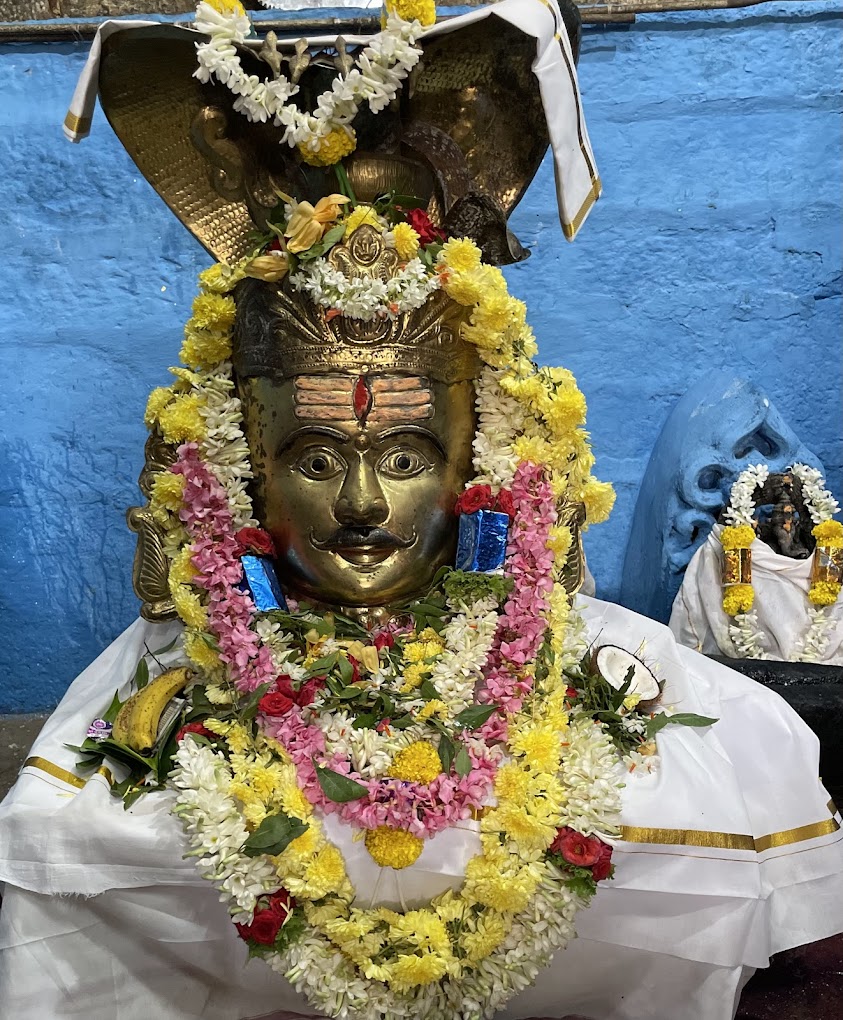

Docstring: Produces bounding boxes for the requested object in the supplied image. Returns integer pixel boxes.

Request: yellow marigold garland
[364,827,425,870]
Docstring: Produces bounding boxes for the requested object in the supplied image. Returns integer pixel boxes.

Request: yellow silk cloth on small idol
[62,0,599,241]
[671,523,843,663]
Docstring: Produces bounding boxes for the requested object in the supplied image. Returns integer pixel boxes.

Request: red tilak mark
[353,376,373,423]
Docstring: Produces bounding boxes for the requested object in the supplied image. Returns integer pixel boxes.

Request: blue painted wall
[1,3,840,712]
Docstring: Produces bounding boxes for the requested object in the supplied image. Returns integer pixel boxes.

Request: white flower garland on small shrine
[720,461,842,661]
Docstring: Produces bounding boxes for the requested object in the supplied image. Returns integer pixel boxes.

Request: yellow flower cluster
[297,127,357,167]
[364,826,424,869]
[183,630,221,673]
[157,393,207,445]
[813,520,843,548]
[170,581,207,629]
[180,294,236,370]
[721,525,756,550]
[345,204,383,237]
[206,0,245,15]
[808,580,842,607]
[398,631,444,694]
[386,741,441,784]
[149,471,185,524]
[392,222,420,260]
[384,0,436,27]
[723,583,754,616]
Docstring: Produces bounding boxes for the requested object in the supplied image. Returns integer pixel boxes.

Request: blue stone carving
[620,371,823,623]
[456,510,510,573]
[241,555,287,613]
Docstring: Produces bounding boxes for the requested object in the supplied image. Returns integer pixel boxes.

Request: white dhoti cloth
[1,596,841,1020]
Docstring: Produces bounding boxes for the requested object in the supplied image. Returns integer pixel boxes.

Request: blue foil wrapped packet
[240,555,288,612]
[455,510,510,573]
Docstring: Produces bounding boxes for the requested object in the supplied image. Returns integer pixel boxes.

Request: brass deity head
[108,7,587,618]
[234,227,480,609]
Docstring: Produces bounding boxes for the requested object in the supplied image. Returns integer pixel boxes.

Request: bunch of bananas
[112,666,192,755]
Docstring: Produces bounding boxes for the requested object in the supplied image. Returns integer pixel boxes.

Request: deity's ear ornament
[64,0,599,265]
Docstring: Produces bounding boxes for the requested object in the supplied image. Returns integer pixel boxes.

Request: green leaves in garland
[645,712,718,740]
[454,704,498,731]
[314,763,368,803]
[243,811,309,857]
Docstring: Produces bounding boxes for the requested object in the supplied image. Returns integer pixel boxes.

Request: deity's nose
[333,457,389,527]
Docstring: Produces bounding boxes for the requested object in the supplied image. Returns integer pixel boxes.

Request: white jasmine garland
[728,610,768,660]
[792,605,836,662]
[721,462,841,661]
[194,364,258,528]
[790,463,841,523]
[724,463,770,527]
[290,256,440,321]
[469,367,521,489]
[194,3,423,150]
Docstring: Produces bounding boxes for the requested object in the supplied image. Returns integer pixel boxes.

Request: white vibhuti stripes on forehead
[294,375,433,426]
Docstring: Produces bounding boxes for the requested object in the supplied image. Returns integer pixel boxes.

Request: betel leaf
[454,705,497,731]
[454,746,472,778]
[102,689,124,724]
[352,712,378,730]
[150,636,179,656]
[243,811,309,857]
[133,657,150,691]
[438,734,455,775]
[337,656,355,685]
[314,763,368,803]
[646,712,718,740]
[307,652,339,675]
[418,680,440,702]
[239,681,273,723]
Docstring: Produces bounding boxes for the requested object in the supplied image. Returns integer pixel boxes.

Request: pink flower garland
[479,462,557,714]
[261,709,497,839]
[173,444,275,692]
[174,447,559,838]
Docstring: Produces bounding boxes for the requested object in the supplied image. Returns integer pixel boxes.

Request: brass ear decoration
[557,498,587,597]
[127,431,177,622]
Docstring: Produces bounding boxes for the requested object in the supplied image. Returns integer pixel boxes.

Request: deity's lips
[310,526,415,566]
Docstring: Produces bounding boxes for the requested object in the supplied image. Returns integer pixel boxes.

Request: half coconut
[594,644,662,706]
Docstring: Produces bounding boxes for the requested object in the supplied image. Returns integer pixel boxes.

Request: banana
[112,667,192,755]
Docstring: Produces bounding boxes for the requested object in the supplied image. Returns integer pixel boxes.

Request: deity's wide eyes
[378,448,429,479]
[296,447,345,480]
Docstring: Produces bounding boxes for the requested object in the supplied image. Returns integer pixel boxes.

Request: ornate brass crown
[233,226,482,384]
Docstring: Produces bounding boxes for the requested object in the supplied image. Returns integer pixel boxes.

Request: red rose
[267,889,295,919]
[405,207,446,246]
[591,841,614,882]
[495,489,516,518]
[373,631,394,651]
[565,687,578,699]
[296,676,325,707]
[235,907,283,946]
[176,721,214,743]
[259,691,295,716]
[550,827,602,867]
[234,527,276,558]
[456,484,495,515]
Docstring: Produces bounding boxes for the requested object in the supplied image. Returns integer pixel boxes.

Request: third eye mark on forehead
[294,374,433,426]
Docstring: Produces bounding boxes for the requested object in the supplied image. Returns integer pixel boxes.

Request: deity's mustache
[310,526,416,551]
